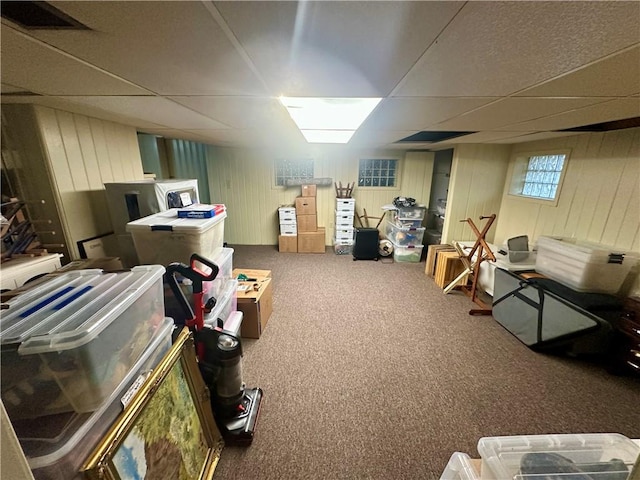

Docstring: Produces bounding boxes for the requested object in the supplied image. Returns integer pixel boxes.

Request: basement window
[275,158,314,187]
[508,150,570,205]
[358,159,398,187]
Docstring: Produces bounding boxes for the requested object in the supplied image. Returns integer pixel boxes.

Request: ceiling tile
[349,130,420,147]
[60,97,231,129]
[361,97,495,130]
[215,1,463,96]
[516,46,640,97]
[397,1,640,97]
[168,96,293,130]
[0,25,148,95]
[500,97,640,132]
[429,97,613,131]
[21,1,266,96]
[493,131,589,144]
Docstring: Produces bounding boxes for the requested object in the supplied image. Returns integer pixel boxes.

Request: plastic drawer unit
[535,236,638,294]
[126,208,227,266]
[0,266,166,421]
[478,433,640,480]
[20,318,174,480]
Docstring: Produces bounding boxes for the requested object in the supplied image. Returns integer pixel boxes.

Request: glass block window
[358,159,398,187]
[275,158,314,187]
[508,151,569,204]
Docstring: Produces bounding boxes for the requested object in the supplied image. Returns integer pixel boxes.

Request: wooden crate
[425,244,455,277]
[434,251,469,288]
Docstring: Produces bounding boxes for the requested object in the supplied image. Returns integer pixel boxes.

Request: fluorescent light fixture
[280,96,381,143]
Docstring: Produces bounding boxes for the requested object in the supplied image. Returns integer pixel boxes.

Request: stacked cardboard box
[278,205,297,252]
[296,184,325,253]
[233,268,273,339]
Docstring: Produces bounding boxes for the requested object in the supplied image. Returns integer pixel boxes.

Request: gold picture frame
[82,327,224,479]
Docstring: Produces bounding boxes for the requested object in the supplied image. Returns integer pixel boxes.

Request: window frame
[273,157,315,189]
[357,157,402,190]
[505,149,571,207]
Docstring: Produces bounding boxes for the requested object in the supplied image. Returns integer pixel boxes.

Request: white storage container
[394,205,426,220]
[335,210,355,227]
[280,224,297,236]
[535,236,638,294]
[222,311,243,338]
[21,318,174,480]
[278,206,297,224]
[384,220,426,246]
[333,237,354,255]
[478,433,640,480]
[392,243,424,263]
[0,266,166,420]
[204,279,238,328]
[389,210,424,229]
[335,227,355,242]
[203,246,234,301]
[440,452,479,480]
[336,198,356,212]
[126,209,227,266]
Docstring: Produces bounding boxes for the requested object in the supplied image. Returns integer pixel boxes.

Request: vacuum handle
[188,253,220,294]
[165,262,196,323]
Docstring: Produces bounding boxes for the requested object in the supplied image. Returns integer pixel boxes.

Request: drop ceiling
[1,1,639,150]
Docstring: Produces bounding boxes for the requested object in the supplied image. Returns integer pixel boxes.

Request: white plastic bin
[202,246,234,301]
[23,318,174,480]
[0,266,166,420]
[478,433,640,480]
[535,236,638,294]
[392,243,424,263]
[126,209,227,266]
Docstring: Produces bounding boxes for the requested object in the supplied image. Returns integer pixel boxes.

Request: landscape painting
[112,359,210,479]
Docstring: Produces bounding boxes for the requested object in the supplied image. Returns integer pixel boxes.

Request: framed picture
[82,327,224,480]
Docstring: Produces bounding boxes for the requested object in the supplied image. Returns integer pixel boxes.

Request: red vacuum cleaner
[166,253,263,445]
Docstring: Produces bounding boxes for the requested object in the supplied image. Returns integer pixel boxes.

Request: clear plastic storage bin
[384,220,426,246]
[20,318,175,480]
[202,246,234,300]
[0,266,166,420]
[204,279,238,328]
[440,452,479,480]
[394,205,427,220]
[333,237,353,255]
[389,209,424,228]
[535,236,638,294]
[126,209,227,266]
[478,433,640,480]
[392,244,424,263]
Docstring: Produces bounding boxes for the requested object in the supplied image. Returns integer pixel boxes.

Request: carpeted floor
[212,245,640,480]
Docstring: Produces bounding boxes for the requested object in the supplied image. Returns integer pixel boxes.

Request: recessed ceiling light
[280,97,381,144]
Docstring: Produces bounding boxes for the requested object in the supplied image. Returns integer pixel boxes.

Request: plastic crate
[478,433,640,480]
[394,205,426,220]
[535,236,638,294]
[389,210,424,228]
[384,220,426,246]
[22,318,174,480]
[1,266,166,420]
[126,209,227,266]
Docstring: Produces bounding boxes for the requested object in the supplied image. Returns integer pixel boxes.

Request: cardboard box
[301,184,317,197]
[238,277,273,339]
[298,227,326,253]
[233,268,271,279]
[295,196,316,215]
[296,214,317,232]
[278,235,298,253]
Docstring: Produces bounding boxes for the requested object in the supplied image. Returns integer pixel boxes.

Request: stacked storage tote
[334,198,356,254]
[0,267,174,479]
[385,205,426,262]
[278,206,297,252]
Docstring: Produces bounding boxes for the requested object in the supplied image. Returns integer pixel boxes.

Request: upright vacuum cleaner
[166,253,263,445]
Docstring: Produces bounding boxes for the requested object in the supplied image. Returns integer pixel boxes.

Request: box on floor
[232,269,273,339]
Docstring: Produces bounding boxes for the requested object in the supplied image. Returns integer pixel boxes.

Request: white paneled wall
[494,129,640,251]
[205,146,434,245]
[442,144,511,244]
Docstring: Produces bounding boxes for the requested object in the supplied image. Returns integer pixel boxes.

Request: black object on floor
[353,228,380,261]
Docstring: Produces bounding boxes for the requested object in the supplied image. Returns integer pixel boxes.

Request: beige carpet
[212,245,640,480]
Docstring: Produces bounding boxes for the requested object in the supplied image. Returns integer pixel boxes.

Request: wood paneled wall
[494,129,640,252]
[442,144,511,244]
[1,104,143,260]
[205,146,434,245]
